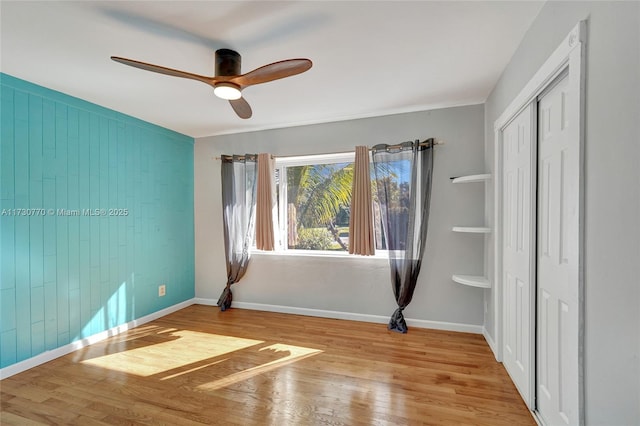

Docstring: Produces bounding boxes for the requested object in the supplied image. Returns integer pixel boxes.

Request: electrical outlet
[158,284,166,297]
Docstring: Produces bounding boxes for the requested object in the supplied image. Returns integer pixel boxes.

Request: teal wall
[0,74,195,369]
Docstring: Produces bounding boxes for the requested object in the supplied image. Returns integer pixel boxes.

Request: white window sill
[251,249,389,261]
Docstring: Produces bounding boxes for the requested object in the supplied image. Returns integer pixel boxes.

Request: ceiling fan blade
[229,97,252,119]
[111,56,215,87]
[235,59,312,87]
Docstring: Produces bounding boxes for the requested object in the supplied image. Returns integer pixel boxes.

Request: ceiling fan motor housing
[215,49,241,77]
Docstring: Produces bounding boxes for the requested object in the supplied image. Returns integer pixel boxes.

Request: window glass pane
[286,162,352,251]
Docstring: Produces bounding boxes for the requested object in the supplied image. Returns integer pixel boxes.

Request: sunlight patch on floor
[81,330,263,376]
[197,343,323,391]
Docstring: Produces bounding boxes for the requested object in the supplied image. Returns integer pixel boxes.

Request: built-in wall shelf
[451,174,491,184]
[451,173,491,288]
[451,274,491,289]
[452,226,491,233]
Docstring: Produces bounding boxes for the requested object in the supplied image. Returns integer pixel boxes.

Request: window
[276,153,355,252]
[270,152,399,254]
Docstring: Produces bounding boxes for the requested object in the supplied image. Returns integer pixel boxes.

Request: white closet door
[537,74,579,426]
[502,102,535,406]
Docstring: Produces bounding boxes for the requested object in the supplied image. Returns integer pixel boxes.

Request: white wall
[195,105,487,329]
[484,2,640,424]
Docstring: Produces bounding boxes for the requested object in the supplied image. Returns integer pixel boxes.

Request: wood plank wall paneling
[0,74,195,369]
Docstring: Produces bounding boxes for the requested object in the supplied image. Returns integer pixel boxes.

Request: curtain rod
[213,138,444,161]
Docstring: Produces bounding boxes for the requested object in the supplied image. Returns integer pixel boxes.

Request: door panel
[502,102,535,406]
[537,74,578,426]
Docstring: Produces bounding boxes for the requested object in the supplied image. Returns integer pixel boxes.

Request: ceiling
[0,1,544,138]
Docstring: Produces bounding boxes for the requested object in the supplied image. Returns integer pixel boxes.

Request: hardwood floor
[1,305,534,425]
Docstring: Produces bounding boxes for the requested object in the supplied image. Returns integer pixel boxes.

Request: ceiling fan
[111,49,312,119]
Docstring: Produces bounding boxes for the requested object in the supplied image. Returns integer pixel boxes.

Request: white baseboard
[0,299,195,380]
[192,297,218,306]
[483,326,501,361]
[195,298,483,334]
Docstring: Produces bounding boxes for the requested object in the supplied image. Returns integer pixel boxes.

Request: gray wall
[195,105,487,329]
[484,2,640,424]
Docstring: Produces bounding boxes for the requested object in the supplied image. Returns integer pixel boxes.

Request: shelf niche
[451,173,491,288]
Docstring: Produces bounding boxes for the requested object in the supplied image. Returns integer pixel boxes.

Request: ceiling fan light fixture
[214,83,242,100]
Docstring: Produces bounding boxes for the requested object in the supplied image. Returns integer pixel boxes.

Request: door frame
[492,21,586,423]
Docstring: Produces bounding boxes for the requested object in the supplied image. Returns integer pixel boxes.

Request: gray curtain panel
[372,139,434,333]
[217,154,258,311]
